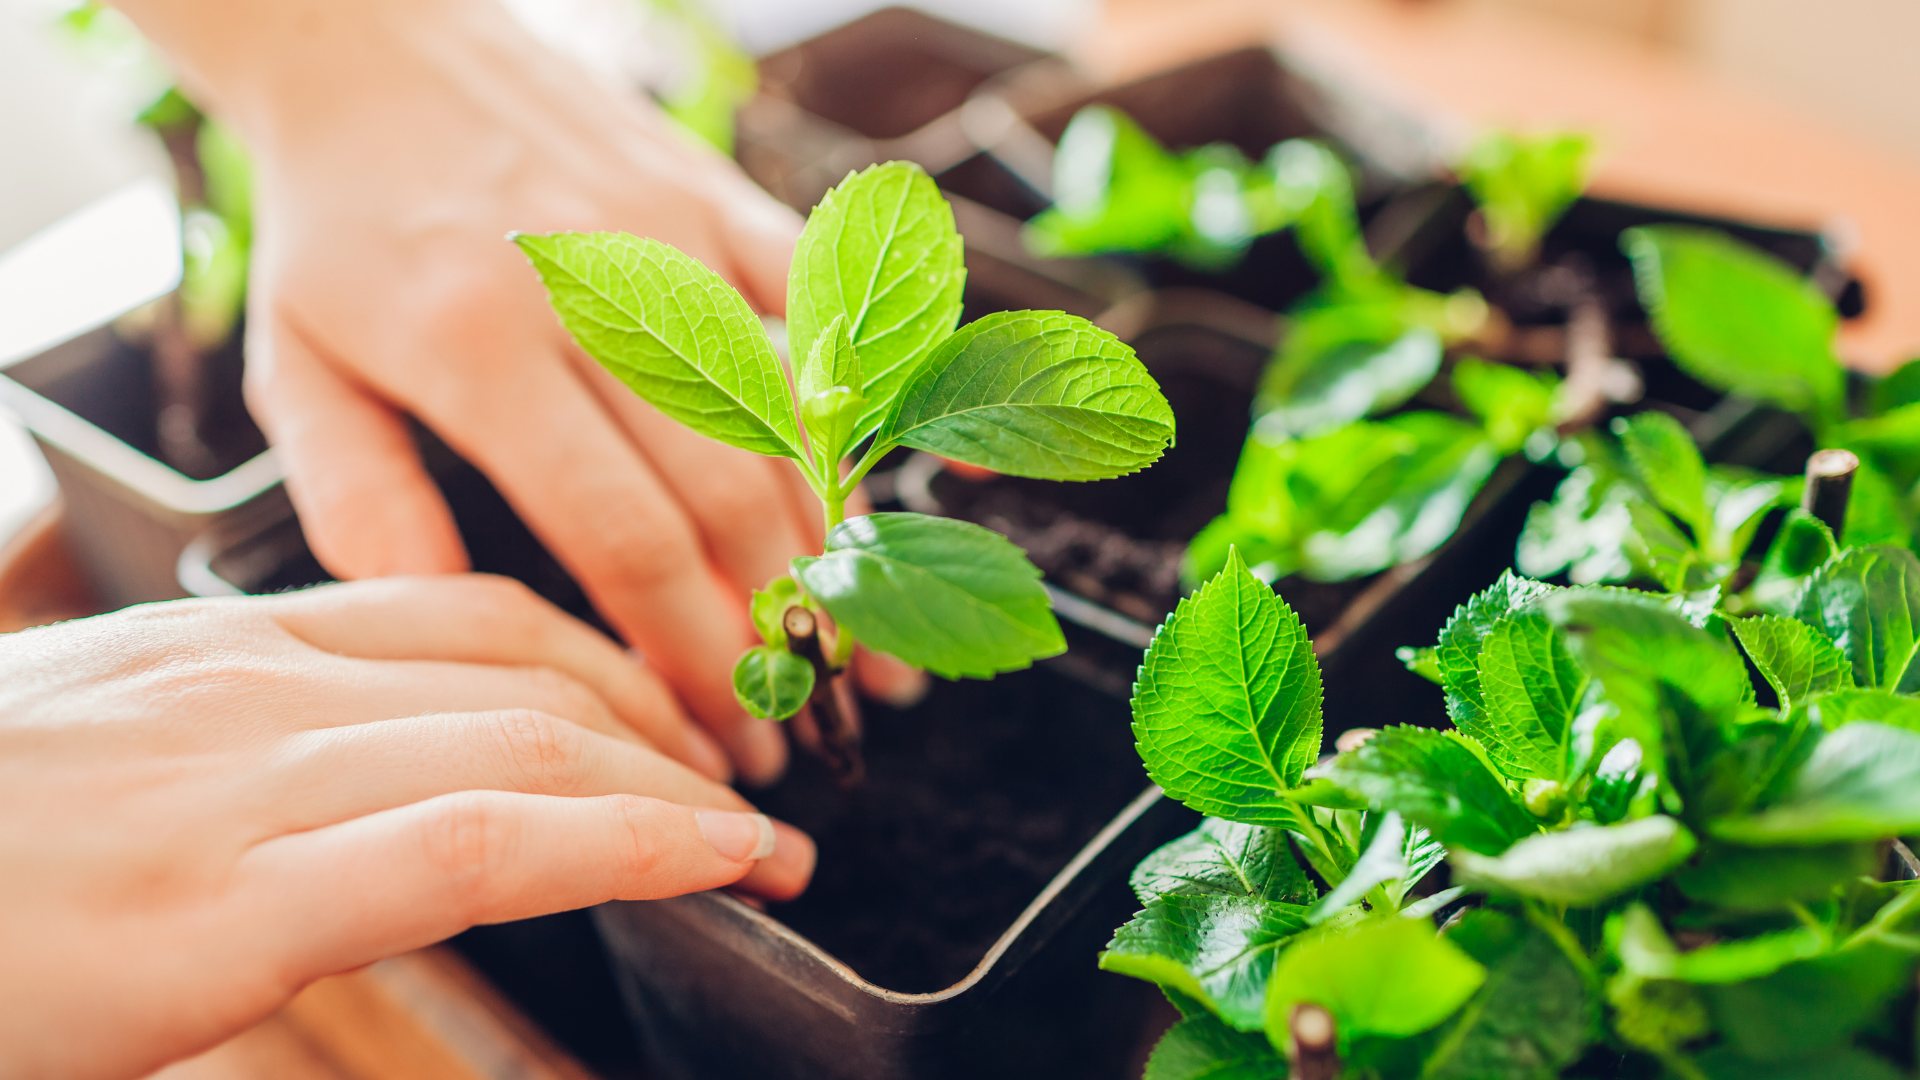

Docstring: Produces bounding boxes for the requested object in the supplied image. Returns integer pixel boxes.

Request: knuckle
[420,793,512,910]
[583,507,705,598]
[608,795,666,879]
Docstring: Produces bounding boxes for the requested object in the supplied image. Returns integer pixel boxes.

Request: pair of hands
[112,0,920,787]
[0,575,813,1080]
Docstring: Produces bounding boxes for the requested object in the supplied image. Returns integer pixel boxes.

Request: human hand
[0,576,813,1080]
[113,0,924,784]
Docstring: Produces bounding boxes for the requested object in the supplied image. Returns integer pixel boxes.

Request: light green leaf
[874,310,1174,480]
[730,645,814,721]
[1323,727,1538,855]
[1264,918,1487,1048]
[1712,721,1920,843]
[1103,894,1313,1030]
[1299,413,1501,581]
[1024,105,1194,259]
[1134,549,1323,824]
[1806,688,1920,733]
[1472,613,1588,781]
[1435,572,1558,732]
[1792,545,1920,693]
[796,313,867,467]
[1623,225,1843,422]
[516,232,804,459]
[1731,615,1853,713]
[1399,645,1443,684]
[787,162,966,442]
[796,312,862,402]
[792,513,1062,679]
[748,575,801,648]
[1255,317,1441,439]
[1615,411,1709,536]
[1133,817,1318,907]
[1422,909,1592,1080]
[1452,357,1557,455]
[1451,817,1697,906]
[1458,130,1593,270]
[1144,1010,1288,1080]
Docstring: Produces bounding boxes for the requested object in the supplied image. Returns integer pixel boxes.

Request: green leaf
[1436,572,1558,735]
[796,311,862,401]
[1025,105,1194,259]
[787,162,966,442]
[748,575,802,648]
[1712,721,1920,843]
[1696,1046,1909,1080]
[730,645,814,721]
[1615,411,1710,536]
[1700,942,1916,1062]
[795,313,868,468]
[1264,918,1487,1048]
[1323,726,1538,855]
[1451,816,1696,906]
[792,513,1062,679]
[515,232,804,459]
[1674,842,1880,911]
[1458,130,1592,269]
[1623,225,1843,422]
[1132,817,1318,907]
[874,310,1174,480]
[1472,613,1588,782]
[1421,909,1592,1080]
[1103,894,1313,1030]
[1731,615,1853,712]
[1144,1009,1289,1080]
[1306,811,1419,919]
[1274,140,1377,292]
[1452,358,1557,455]
[1398,645,1443,684]
[1255,316,1441,439]
[1133,549,1323,824]
[1792,545,1920,693]
[1806,687,1920,732]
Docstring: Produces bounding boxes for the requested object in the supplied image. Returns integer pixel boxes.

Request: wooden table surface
[11,2,1920,1074]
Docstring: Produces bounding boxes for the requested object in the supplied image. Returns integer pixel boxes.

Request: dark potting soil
[749,661,1148,994]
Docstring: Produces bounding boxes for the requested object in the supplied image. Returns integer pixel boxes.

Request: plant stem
[782,605,863,785]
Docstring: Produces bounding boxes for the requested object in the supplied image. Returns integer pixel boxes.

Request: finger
[244,791,814,984]
[262,575,729,780]
[403,336,787,783]
[854,645,930,709]
[712,186,801,317]
[566,352,817,595]
[262,709,752,831]
[245,311,468,578]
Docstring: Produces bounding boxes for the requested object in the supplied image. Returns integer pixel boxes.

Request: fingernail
[696,811,777,862]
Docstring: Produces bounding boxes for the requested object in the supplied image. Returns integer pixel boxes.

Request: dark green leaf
[874,310,1174,480]
[1451,817,1696,906]
[1133,817,1318,907]
[1472,613,1587,781]
[1792,545,1920,693]
[1623,225,1843,422]
[1103,894,1313,1030]
[1731,615,1853,712]
[1615,411,1709,536]
[1436,572,1559,735]
[1144,1011,1289,1080]
[787,162,966,442]
[1712,721,1920,844]
[1264,917,1487,1045]
[730,645,814,720]
[1306,811,1416,918]
[515,232,804,459]
[1870,356,1920,415]
[1674,842,1880,911]
[1701,942,1916,1062]
[1134,549,1323,824]
[792,513,1062,679]
[1421,909,1592,1080]
[1323,726,1537,855]
[1696,1046,1909,1080]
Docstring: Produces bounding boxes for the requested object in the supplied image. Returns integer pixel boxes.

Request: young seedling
[1112,542,1920,1078]
[1457,129,1595,274]
[516,161,1175,777]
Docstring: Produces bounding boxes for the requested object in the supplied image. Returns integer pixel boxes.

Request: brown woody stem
[1288,1003,1339,1080]
[782,605,864,785]
[1802,448,1860,541]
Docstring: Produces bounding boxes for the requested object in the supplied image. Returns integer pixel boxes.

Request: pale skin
[0,576,815,1080]
[107,0,920,785]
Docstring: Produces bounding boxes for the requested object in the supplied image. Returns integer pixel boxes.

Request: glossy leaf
[1623,225,1843,422]
[1134,549,1323,824]
[1132,817,1318,907]
[515,232,804,459]
[1731,615,1853,713]
[1435,572,1557,734]
[1473,613,1587,781]
[1792,545,1920,693]
[875,310,1174,480]
[1615,411,1709,536]
[1450,817,1697,906]
[1144,1007,1289,1080]
[1255,317,1441,439]
[792,513,1063,679]
[1453,357,1558,455]
[1263,918,1487,1047]
[731,645,814,721]
[1025,105,1194,259]
[1323,726,1538,855]
[1711,721,1920,844]
[1805,688,1920,733]
[1103,893,1313,1030]
[1422,910,1592,1080]
[787,162,966,441]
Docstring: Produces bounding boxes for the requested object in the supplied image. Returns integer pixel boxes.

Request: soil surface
[751,662,1148,994]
